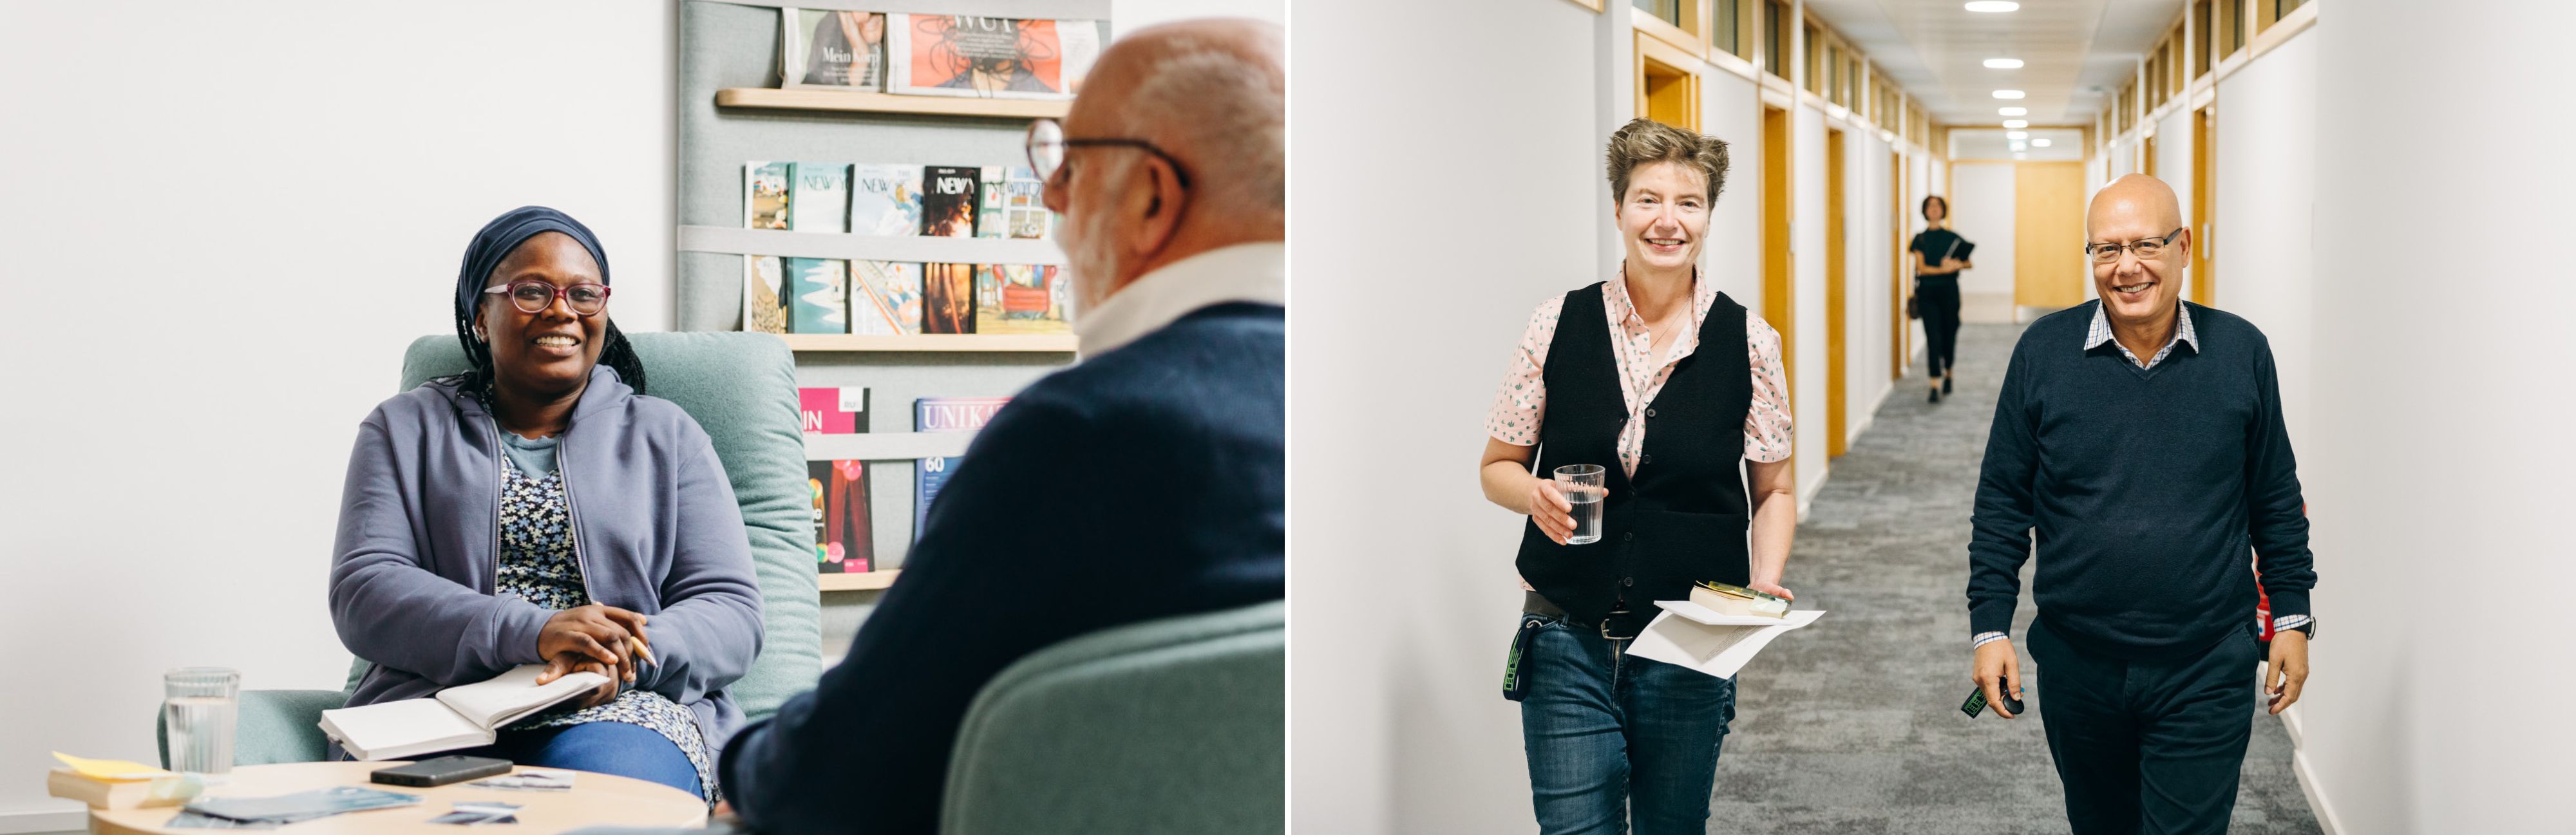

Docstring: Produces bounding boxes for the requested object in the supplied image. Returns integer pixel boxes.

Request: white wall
[2302,2,2576,831]
[2154,107,2197,303]
[0,3,674,829]
[1701,73,1764,311]
[1289,0,1600,831]
[1947,162,2018,322]
[1842,127,1894,438]
[1791,106,1829,505]
[2212,28,2316,450]
[0,0,1277,830]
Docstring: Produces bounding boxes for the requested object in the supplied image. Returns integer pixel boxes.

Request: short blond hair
[1605,118,1730,205]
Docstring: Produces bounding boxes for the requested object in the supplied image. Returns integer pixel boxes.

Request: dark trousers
[1517,612,1736,834]
[2027,617,2259,834]
[1917,277,1961,378]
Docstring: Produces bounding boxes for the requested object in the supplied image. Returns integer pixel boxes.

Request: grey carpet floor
[1701,321,2318,834]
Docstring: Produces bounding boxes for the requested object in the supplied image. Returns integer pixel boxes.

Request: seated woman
[327,206,762,804]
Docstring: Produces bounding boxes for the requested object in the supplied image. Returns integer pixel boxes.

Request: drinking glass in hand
[164,667,239,778]
[1554,464,1607,545]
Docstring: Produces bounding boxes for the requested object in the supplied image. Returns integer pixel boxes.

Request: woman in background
[1908,195,1973,402]
[328,207,762,803]
[1477,118,1797,834]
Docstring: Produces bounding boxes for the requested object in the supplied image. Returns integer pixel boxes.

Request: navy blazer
[719,302,1285,833]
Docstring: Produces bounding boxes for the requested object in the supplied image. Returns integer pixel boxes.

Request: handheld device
[369,755,512,787]
[1961,681,2025,719]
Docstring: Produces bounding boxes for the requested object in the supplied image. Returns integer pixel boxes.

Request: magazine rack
[679,0,1108,596]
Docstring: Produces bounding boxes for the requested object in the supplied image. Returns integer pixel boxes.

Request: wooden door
[2011,161,2088,310]
[1824,128,1846,458]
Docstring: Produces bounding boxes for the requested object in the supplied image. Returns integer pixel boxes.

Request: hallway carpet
[1701,321,2320,834]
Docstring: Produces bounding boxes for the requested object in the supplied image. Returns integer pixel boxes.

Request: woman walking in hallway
[1909,195,1972,402]
[1477,118,1797,834]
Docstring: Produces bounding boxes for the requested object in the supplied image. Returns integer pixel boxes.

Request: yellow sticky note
[51,752,169,782]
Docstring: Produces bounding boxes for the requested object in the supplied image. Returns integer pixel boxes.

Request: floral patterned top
[494,452,719,803]
[1486,271,1795,473]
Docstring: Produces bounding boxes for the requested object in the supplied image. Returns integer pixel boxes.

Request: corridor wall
[2302,1,2576,832]
[1289,0,1604,831]
[1947,163,2018,323]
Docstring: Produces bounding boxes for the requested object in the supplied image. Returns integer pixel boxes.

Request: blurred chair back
[940,600,1285,834]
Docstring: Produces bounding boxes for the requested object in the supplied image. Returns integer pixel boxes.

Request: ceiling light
[2002,119,2029,129]
[2032,138,2054,147]
[1998,106,2028,116]
[2007,131,2029,139]
[1993,89,2026,99]
[1965,1,2020,12]
[1984,58,2025,69]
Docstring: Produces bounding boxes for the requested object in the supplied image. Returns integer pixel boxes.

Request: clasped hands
[535,604,654,710]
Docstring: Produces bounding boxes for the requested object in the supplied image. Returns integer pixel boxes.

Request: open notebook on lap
[319,664,609,761]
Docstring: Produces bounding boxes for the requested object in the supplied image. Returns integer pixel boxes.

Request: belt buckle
[1600,608,1637,641]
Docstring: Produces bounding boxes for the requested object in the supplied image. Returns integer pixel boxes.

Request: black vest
[1515,283,1755,637]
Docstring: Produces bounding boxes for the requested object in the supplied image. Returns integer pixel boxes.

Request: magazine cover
[798,386,870,434]
[1002,166,1050,239]
[782,8,885,90]
[920,165,981,237]
[785,257,849,334]
[921,263,977,334]
[743,255,788,334]
[974,264,1070,334]
[976,165,1007,239]
[886,15,1103,100]
[809,459,874,574]
[848,164,924,236]
[788,162,849,233]
[913,397,1011,540]
[849,260,923,336]
[744,162,791,230]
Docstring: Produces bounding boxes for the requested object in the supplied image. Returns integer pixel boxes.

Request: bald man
[1964,174,2315,834]
[717,19,1285,833]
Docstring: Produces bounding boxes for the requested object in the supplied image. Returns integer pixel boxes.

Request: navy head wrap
[450,205,646,399]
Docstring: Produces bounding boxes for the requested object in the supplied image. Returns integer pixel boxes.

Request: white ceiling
[1949,127,2086,160]
[1801,0,2184,129]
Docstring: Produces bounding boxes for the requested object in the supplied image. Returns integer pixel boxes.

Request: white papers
[317,700,489,762]
[1627,604,1824,679]
[435,664,607,729]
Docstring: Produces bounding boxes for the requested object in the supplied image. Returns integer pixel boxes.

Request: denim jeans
[453,720,704,800]
[1518,612,1737,834]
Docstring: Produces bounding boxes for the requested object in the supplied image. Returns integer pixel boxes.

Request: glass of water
[1553,464,1607,545]
[164,667,239,778]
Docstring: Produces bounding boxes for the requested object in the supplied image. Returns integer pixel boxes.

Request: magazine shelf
[715,88,1068,120]
[817,570,901,592]
[804,430,978,462]
[782,334,1076,353]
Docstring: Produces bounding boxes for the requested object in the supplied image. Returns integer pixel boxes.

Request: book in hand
[1689,581,1790,619]
[317,664,609,762]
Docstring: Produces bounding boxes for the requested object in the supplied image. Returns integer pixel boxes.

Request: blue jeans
[453,721,703,800]
[1518,612,1737,834]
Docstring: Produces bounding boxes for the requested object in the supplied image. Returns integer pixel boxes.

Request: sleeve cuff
[2271,614,2311,632]
[1971,631,2010,650]
[2264,587,2311,620]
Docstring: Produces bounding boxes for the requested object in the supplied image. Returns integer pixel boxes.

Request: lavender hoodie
[327,365,763,755]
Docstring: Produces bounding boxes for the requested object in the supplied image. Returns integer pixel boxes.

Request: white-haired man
[718,19,1285,833]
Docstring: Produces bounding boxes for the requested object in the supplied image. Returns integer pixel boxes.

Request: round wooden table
[88,762,707,834]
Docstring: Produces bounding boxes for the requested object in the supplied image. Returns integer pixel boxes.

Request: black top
[1909,228,1967,279]
[720,303,1286,834]
[1517,283,1754,637]
[1966,301,2315,660]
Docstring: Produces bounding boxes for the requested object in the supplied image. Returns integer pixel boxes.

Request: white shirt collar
[1073,241,1285,355]
[2085,299,2199,368]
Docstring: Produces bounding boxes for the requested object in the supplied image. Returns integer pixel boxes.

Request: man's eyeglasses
[485,280,611,316]
[1024,118,1195,193]
[2085,228,2186,263]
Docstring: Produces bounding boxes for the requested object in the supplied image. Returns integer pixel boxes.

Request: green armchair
[160,332,822,767]
[941,599,1285,834]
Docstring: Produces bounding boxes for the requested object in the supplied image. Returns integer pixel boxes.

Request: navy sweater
[1967,301,2315,659]
[719,303,1284,834]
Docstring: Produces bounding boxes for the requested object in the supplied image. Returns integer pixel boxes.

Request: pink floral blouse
[1486,275,1794,475]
